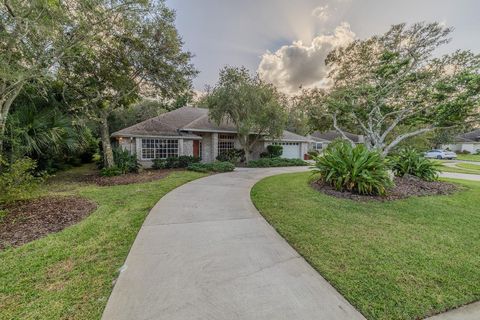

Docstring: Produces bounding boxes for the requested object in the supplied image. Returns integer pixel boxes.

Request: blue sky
[166,0,480,93]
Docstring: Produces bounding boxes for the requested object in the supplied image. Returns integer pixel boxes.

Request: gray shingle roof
[310,130,363,143]
[455,129,480,142]
[112,106,311,143]
[111,106,208,138]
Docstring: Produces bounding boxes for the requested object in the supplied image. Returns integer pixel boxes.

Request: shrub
[187,161,235,173]
[313,141,393,195]
[0,156,44,204]
[113,147,141,174]
[153,156,200,169]
[247,158,308,168]
[152,158,167,169]
[307,149,320,157]
[266,145,283,158]
[216,149,245,163]
[390,148,439,181]
[100,166,122,177]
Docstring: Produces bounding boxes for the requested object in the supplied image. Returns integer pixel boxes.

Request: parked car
[424,149,457,160]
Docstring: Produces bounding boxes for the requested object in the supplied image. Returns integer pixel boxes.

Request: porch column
[178,138,184,156]
[212,133,218,162]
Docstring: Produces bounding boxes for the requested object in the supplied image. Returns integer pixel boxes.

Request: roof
[454,129,480,143]
[310,130,363,143]
[111,106,209,138]
[279,130,311,142]
[182,114,237,132]
[112,107,313,143]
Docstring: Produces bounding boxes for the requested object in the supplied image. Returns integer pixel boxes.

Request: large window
[141,139,179,160]
[218,134,235,155]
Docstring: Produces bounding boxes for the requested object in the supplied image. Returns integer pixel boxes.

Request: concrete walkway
[425,301,480,320]
[102,167,365,320]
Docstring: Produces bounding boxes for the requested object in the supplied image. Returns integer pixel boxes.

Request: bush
[0,156,44,204]
[390,148,439,181]
[100,166,123,177]
[153,156,200,169]
[152,158,167,169]
[266,145,283,158]
[307,149,320,157]
[458,150,471,154]
[216,149,245,163]
[113,147,140,174]
[247,158,308,168]
[313,141,393,195]
[187,161,235,173]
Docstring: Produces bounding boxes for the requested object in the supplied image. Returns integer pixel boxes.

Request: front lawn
[457,154,480,162]
[0,168,206,320]
[251,172,480,320]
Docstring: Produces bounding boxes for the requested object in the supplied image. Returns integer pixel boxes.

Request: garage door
[273,142,301,159]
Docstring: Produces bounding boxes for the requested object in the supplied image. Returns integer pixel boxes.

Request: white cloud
[257,22,355,94]
[312,5,330,22]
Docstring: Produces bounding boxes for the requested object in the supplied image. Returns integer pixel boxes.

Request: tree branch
[332,112,356,147]
[383,127,435,155]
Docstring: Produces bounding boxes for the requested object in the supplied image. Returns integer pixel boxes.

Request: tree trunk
[0,83,24,155]
[100,116,115,168]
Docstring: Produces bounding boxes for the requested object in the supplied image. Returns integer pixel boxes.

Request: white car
[424,149,457,160]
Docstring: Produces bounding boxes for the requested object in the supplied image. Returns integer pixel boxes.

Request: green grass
[456,162,480,171]
[457,154,480,162]
[433,160,480,175]
[251,172,480,320]
[0,167,206,320]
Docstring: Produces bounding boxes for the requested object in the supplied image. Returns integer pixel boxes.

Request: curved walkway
[102,167,365,320]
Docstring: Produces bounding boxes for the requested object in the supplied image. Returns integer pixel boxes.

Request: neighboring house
[307,130,364,152]
[442,129,480,154]
[111,106,310,167]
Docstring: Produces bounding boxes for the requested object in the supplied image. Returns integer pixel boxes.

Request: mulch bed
[0,196,97,250]
[78,169,182,186]
[311,175,458,202]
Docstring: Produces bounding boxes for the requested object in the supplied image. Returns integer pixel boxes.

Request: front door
[193,140,200,158]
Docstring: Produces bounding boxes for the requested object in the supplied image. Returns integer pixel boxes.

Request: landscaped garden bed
[311,175,458,201]
[0,196,97,250]
[80,168,182,186]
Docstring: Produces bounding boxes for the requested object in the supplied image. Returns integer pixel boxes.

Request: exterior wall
[128,137,195,168]
[443,143,480,153]
[183,139,194,157]
[212,132,218,162]
[300,142,309,158]
[119,137,136,154]
[200,133,213,163]
[251,141,267,160]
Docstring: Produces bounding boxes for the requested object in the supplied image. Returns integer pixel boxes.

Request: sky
[166,0,480,94]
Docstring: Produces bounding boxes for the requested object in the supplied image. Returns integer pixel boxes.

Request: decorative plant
[313,141,393,195]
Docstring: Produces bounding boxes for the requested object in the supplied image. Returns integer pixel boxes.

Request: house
[307,130,364,152]
[442,129,480,154]
[111,106,311,167]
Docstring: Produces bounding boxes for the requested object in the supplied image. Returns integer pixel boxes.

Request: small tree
[318,22,480,156]
[203,67,287,162]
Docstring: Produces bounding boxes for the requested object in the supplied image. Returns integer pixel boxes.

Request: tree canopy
[202,66,287,162]
[317,22,480,155]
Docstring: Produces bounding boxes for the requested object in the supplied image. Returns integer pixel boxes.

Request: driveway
[102,167,365,320]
